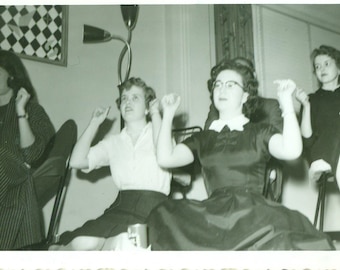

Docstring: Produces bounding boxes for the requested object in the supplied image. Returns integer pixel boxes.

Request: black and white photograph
[0,1,340,269]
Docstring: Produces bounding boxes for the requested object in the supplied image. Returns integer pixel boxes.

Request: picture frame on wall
[0,5,68,66]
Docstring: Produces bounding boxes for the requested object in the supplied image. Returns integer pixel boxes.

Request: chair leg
[319,175,327,231]
[313,180,322,227]
[313,173,328,231]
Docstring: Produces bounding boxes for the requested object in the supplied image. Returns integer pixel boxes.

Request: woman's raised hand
[274,79,296,115]
[295,88,310,107]
[161,93,181,118]
[15,88,31,115]
[91,107,110,125]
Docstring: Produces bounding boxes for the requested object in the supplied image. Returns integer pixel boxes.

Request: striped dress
[0,97,55,250]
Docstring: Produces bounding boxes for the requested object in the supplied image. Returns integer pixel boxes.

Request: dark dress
[147,123,335,250]
[303,87,340,175]
[0,98,55,250]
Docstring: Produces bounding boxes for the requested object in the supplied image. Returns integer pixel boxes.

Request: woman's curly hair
[207,59,261,118]
[116,77,156,121]
[311,45,340,85]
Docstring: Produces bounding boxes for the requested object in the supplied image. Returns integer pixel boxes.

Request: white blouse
[85,123,171,195]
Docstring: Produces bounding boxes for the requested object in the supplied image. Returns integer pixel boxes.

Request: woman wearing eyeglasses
[147,59,335,250]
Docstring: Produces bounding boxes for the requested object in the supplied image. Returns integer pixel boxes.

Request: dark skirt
[58,190,168,245]
[147,187,335,250]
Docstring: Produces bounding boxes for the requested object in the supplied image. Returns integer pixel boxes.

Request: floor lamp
[82,5,139,128]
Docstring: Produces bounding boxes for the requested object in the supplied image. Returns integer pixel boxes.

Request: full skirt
[147,187,335,250]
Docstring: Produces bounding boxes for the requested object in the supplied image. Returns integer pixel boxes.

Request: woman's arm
[295,88,312,138]
[16,88,35,148]
[69,107,110,169]
[268,80,302,160]
[16,88,55,165]
[157,94,194,168]
[149,98,162,146]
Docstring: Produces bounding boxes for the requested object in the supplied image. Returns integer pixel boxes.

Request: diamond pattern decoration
[0,5,65,62]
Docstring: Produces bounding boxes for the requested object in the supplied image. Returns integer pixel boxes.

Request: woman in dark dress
[147,60,334,250]
[295,45,340,185]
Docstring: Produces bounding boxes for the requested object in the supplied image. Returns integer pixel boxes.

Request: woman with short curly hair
[296,45,340,186]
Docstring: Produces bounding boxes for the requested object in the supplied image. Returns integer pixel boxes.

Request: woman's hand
[295,88,310,107]
[90,107,110,126]
[161,93,181,118]
[274,79,296,115]
[15,88,31,115]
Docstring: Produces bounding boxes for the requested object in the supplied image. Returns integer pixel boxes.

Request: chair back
[33,119,77,246]
[172,126,202,144]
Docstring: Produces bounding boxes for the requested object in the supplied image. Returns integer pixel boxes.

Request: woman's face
[120,85,147,123]
[0,66,10,94]
[213,69,249,113]
[314,54,340,86]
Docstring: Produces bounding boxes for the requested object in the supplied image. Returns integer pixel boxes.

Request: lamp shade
[83,24,112,43]
[120,5,139,31]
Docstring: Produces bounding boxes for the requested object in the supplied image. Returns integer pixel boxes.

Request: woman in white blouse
[50,77,171,250]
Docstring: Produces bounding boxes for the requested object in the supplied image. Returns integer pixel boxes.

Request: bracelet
[17,113,28,119]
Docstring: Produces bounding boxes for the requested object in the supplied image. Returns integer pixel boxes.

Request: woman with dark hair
[204,57,283,132]
[296,45,340,186]
[0,50,55,249]
[50,77,172,250]
[147,59,334,250]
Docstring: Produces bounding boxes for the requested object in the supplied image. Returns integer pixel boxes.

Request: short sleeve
[258,124,278,158]
[82,139,110,173]
[181,133,200,156]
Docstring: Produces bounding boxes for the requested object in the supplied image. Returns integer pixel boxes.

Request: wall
[22,5,213,234]
[252,4,340,231]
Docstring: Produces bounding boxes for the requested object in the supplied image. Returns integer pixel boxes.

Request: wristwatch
[17,113,28,119]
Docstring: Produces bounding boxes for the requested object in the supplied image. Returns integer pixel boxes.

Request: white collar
[122,122,150,138]
[209,114,249,132]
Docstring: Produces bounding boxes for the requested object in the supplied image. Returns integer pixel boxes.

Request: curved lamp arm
[111,35,132,85]
[117,30,132,86]
[118,5,139,85]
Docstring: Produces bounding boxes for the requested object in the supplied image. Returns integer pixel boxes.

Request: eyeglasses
[212,80,244,91]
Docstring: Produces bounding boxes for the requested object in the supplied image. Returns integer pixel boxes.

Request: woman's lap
[147,188,335,250]
[58,190,167,246]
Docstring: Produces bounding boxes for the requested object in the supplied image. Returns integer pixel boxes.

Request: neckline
[209,114,249,132]
[320,85,340,92]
